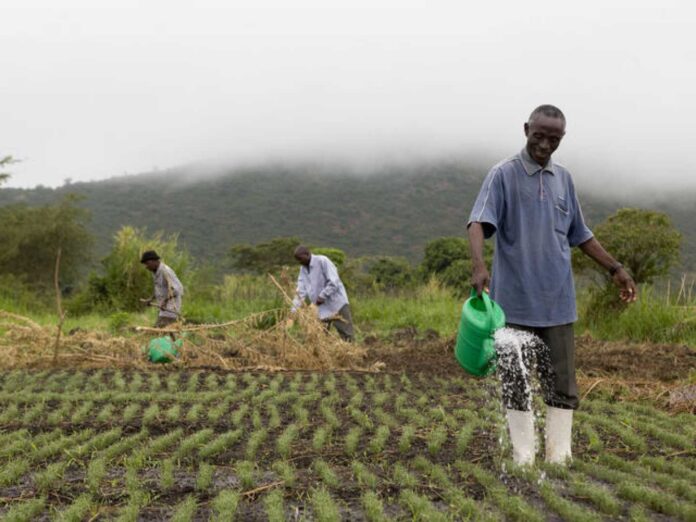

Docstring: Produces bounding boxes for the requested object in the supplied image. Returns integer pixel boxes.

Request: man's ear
[523,122,530,136]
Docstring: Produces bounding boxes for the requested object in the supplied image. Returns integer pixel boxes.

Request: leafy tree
[367,256,414,290]
[229,237,301,274]
[575,208,682,319]
[72,226,191,312]
[421,237,470,275]
[0,155,16,186]
[0,195,92,292]
[573,208,682,285]
[312,247,346,269]
[420,236,493,295]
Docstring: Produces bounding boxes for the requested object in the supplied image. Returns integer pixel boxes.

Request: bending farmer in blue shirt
[290,246,355,342]
[468,104,637,466]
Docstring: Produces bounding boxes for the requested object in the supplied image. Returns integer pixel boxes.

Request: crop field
[0,369,694,521]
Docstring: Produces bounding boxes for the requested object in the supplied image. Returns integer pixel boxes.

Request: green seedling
[361,491,387,522]
[392,463,418,488]
[344,426,363,456]
[171,495,197,522]
[264,489,285,522]
[2,497,46,522]
[314,459,339,487]
[86,457,106,494]
[236,460,256,489]
[142,403,160,425]
[276,423,299,459]
[399,489,447,521]
[0,458,29,487]
[199,428,243,459]
[160,458,175,491]
[312,425,331,451]
[272,460,296,488]
[267,404,281,429]
[426,425,448,455]
[122,403,141,423]
[245,428,268,460]
[186,403,204,423]
[311,487,342,521]
[368,425,390,454]
[351,461,378,488]
[145,428,183,457]
[34,461,67,493]
[211,490,240,522]
[54,493,93,522]
[195,462,215,491]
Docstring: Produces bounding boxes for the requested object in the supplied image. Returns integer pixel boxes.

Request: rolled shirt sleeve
[467,167,504,238]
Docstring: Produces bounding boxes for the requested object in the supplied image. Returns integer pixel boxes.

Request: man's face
[295,252,311,266]
[144,259,159,272]
[524,114,566,166]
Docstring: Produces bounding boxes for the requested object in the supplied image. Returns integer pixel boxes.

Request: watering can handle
[470,288,494,331]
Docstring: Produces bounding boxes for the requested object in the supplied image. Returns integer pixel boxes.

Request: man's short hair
[529,104,565,123]
[294,245,310,257]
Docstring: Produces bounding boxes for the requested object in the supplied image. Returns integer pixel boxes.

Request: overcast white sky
[1,0,695,192]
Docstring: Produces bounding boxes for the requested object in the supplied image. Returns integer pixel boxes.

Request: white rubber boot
[545,406,573,464]
[506,409,536,466]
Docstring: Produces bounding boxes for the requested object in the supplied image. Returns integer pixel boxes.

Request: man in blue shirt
[468,104,637,465]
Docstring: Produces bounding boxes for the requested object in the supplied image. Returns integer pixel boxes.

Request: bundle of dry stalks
[0,275,379,371]
[0,310,145,369]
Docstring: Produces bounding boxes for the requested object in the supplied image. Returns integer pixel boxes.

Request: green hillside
[1,162,695,269]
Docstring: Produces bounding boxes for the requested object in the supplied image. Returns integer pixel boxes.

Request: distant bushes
[0,196,92,295]
[68,226,191,314]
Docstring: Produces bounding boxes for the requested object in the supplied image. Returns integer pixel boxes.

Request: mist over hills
[1,161,695,271]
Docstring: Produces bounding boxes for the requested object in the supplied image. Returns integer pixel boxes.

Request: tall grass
[577,284,696,345]
[3,270,695,346]
[353,278,460,336]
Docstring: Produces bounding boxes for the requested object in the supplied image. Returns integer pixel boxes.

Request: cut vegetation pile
[0,297,372,371]
[0,370,694,520]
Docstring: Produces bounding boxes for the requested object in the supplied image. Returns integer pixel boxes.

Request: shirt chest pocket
[554,196,571,235]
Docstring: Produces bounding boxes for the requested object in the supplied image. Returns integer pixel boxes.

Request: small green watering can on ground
[454,289,506,377]
[146,337,183,363]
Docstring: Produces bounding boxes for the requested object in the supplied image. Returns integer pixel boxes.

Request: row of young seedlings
[4,448,531,521]
[0,392,294,429]
[0,369,420,408]
[0,371,424,427]
[571,455,696,520]
[582,398,695,451]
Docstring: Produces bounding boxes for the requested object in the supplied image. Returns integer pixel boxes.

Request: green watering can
[454,289,506,377]
[146,336,183,363]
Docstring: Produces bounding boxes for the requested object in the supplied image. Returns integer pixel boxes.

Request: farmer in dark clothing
[140,250,184,329]
[467,104,637,465]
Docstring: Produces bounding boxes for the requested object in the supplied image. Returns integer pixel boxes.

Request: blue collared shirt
[468,148,593,327]
[292,254,349,320]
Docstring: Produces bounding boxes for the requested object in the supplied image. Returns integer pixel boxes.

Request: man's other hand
[470,265,490,297]
[285,318,295,329]
[614,269,638,303]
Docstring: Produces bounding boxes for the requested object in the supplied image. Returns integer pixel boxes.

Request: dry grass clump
[0,274,377,372]
[0,310,142,369]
